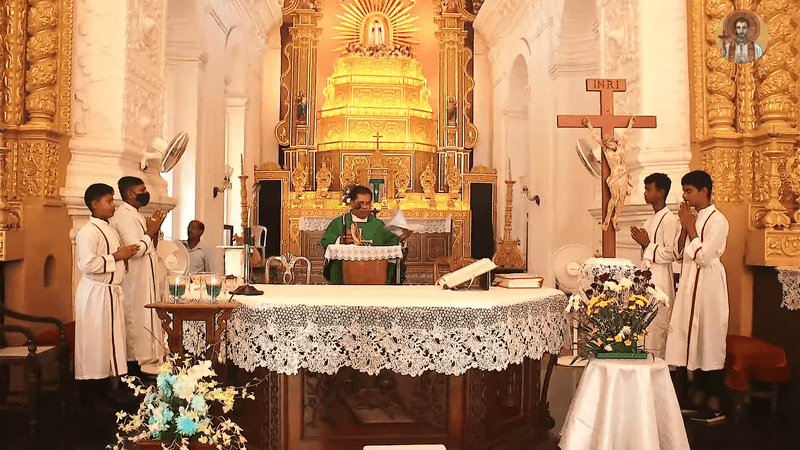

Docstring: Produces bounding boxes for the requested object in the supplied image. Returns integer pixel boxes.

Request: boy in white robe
[665,170,730,423]
[109,176,166,375]
[630,173,678,358]
[75,184,139,410]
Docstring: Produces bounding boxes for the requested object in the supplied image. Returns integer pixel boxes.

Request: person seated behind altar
[182,219,213,273]
[321,185,412,285]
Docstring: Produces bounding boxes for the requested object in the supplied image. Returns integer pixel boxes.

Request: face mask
[136,191,150,207]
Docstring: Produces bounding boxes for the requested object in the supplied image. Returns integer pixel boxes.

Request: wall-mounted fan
[575,138,601,179]
[140,132,190,172]
[553,243,592,367]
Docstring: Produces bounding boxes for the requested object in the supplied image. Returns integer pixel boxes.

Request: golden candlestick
[492,180,525,268]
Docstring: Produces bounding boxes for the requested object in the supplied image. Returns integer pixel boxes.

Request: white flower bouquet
[109,354,257,449]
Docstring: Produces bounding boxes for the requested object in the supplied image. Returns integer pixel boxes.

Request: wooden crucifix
[557,79,656,257]
[373,131,383,151]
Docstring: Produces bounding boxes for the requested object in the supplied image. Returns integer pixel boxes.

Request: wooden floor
[0,377,795,450]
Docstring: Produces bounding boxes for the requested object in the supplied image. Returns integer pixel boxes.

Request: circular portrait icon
[717,10,769,64]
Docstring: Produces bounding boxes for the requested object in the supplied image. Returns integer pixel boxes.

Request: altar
[221,284,568,449]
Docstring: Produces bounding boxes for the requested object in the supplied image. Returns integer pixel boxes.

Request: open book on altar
[436,258,497,290]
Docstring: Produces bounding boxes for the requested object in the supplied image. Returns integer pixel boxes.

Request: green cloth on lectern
[321,214,399,285]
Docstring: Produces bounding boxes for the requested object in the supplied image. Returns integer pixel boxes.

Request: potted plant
[566,269,669,360]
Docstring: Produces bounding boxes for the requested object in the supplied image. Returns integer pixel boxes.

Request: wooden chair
[432,256,476,285]
[0,304,71,435]
[266,253,312,284]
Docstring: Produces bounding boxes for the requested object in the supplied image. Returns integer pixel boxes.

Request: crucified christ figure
[583,116,636,231]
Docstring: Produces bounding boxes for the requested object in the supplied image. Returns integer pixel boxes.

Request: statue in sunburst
[333,0,420,51]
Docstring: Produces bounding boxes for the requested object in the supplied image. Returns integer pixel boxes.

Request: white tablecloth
[776,267,800,310]
[220,285,567,376]
[559,356,689,450]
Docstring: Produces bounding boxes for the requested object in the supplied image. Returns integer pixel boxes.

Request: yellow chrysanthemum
[624,340,632,346]
[614,335,623,342]
[629,305,636,310]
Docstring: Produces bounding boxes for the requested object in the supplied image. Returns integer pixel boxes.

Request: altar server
[630,173,678,358]
[110,176,166,375]
[74,184,140,416]
[665,170,730,423]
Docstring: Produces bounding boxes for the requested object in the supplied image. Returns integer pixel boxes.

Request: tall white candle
[507,157,512,179]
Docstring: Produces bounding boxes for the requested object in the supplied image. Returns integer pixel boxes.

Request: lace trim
[777,267,800,310]
[324,244,404,261]
[223,293,567,376]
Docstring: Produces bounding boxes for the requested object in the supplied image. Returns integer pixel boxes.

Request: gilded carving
[420,161,436,199]
[291,158,309,196]
[19,141,42,197]
[755,0,797,128]
[3,0,27,125]
[703,1,736,133]
[315,160,332,198]
[446,159,462,201]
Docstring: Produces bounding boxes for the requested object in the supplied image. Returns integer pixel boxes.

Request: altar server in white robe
[110,176,167,375]
[75,183,141,416]
[630,173,678,359]
[665,170,729,423]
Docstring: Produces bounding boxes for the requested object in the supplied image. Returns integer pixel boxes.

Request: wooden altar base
[230,355,559,450]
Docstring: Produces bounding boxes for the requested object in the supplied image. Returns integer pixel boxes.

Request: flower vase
[134,440,215,449]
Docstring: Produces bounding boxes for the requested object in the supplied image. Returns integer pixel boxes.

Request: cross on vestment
[373,131,383,151]
[557,79,657,258]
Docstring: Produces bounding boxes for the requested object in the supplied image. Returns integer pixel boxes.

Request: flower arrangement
[565,269,669,359]
[109,353,257,450]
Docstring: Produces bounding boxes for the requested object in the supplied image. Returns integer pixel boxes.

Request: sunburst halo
[332,0,420,50]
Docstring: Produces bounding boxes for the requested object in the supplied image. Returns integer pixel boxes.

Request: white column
[472,33,493,168]
[226,97,247,235]
[634,0,691,205]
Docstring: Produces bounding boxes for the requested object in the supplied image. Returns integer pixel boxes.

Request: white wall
[474,0,692,281]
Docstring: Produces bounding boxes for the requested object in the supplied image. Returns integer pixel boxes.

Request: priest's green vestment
[321,214,399,285]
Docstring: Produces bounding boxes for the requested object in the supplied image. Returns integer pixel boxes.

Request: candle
[241,154,245,174]
[507,157,512,179]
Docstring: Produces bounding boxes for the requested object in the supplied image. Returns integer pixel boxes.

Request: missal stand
[325,244,404,285]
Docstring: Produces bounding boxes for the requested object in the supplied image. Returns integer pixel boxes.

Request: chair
[432,255,476,285]
[251,225,267,248]
[724,335,790,440]
[0,303,71,435]
[266,253,312,284]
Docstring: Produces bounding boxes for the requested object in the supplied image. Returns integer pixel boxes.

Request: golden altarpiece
[688,0,800,387]
[254,0,495,284]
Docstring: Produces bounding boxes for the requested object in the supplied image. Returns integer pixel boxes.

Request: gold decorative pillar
[434,2,478,151]
[275,1,322,188]
[755,0,798,132]
[751,134,790,229]
[25,0,58,125]
[3,0,27,126]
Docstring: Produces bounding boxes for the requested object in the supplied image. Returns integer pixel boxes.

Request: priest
[321,185,411,284]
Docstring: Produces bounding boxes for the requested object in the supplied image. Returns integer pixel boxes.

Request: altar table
[559,355,689,450]
[221,284,568,450]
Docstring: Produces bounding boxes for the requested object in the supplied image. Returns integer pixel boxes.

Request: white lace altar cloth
[299,216,452,234]
[776,267,800,310]
[223,284,568,376]
[324,244,404,261]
